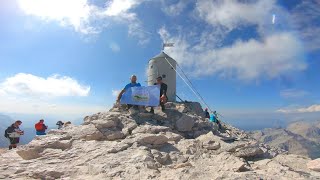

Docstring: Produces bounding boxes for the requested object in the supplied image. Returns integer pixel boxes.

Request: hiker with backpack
[211,111,222,130]
[35,119,48,135]
[4,120,24,150]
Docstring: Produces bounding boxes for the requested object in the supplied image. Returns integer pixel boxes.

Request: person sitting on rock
[150,76,168,113]
[56,121,64,129]
[117,75,141,110]
[4,120,24,150]
[35,119,48,135]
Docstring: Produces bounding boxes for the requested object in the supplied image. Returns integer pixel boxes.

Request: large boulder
[307,158,320,172]
[168,102,204,116]
[176,114,195,132]
[234,146,264,158]
[16,148,41,160]
[151,149,171,165]
[132,124,170,134]
[214,152,249,172]
[68,124,105,141]
[202,140,220,150]
[137,134,169,146]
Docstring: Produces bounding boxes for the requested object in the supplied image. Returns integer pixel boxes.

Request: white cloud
[112,89,120,97]
[161,0,190,16]
[104,0,141,16]
[17,0,150,42]
[157,0,308,81]
[277,104,320,113]
[18,0,96,34]
[280,89,308,99]
[195,0,276,31]
[0,73,90,97]
[0,97,106,117]
[291,1,320,52]
[109,42,120,52]
[0,73,105,117]
[160,27,306,80]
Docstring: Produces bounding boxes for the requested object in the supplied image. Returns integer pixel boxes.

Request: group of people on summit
[117,74,221,129]
[116,75,168,113]
[3,74,221,150]
[4,119,67,150]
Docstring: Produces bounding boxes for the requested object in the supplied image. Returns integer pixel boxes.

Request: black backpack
[4,126,13,138]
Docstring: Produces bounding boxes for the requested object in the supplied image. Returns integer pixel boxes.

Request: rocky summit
[0,102,320,180]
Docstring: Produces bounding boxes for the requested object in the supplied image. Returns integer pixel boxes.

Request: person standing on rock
[149,76,168,113]
[117,75,141,109]
[4,120,24,150]
[204,108,210,118]
[35,119,48,135]
[212,111,222,130]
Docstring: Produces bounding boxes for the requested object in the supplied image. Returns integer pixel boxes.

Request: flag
[120,85,160,106]
[162,43,174,50]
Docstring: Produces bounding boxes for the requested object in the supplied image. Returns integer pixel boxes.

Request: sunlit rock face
[0,102,319,179]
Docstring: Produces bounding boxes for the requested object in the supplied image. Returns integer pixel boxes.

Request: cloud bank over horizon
[0,73,105,117]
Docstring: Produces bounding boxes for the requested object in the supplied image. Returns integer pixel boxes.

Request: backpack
[35,123,44,131]
[4,126,13,138]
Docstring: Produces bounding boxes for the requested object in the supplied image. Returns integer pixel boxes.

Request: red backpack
[35,122,44,131]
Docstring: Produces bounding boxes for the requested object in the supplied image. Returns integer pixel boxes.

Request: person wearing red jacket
[35,119,48,135]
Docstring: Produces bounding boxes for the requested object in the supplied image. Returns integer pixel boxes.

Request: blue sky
[0,0,319,127]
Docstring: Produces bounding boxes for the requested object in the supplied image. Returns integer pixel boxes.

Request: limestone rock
[137,134,169,145]
[202,140,220,150]
[164,132,183,142]
[91,119,118,129]
[214,152,248,172]
[16,148,41,160]
[132,124,170,134]
[151,149,170,165]
[234,146,264,158]
[176,114,195,132]
[307,158,320,172]
[173,162,192,169]
[68,124,104,141]
[1,102,319,179]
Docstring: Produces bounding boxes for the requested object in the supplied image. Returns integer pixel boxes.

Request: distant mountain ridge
[250,120,320,159]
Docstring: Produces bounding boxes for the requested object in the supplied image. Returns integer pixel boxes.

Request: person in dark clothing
[56,121,64,129]
[204,108,210,118]
[35,119,48,135]
[4,120,24,150]
[150,76,168,113]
